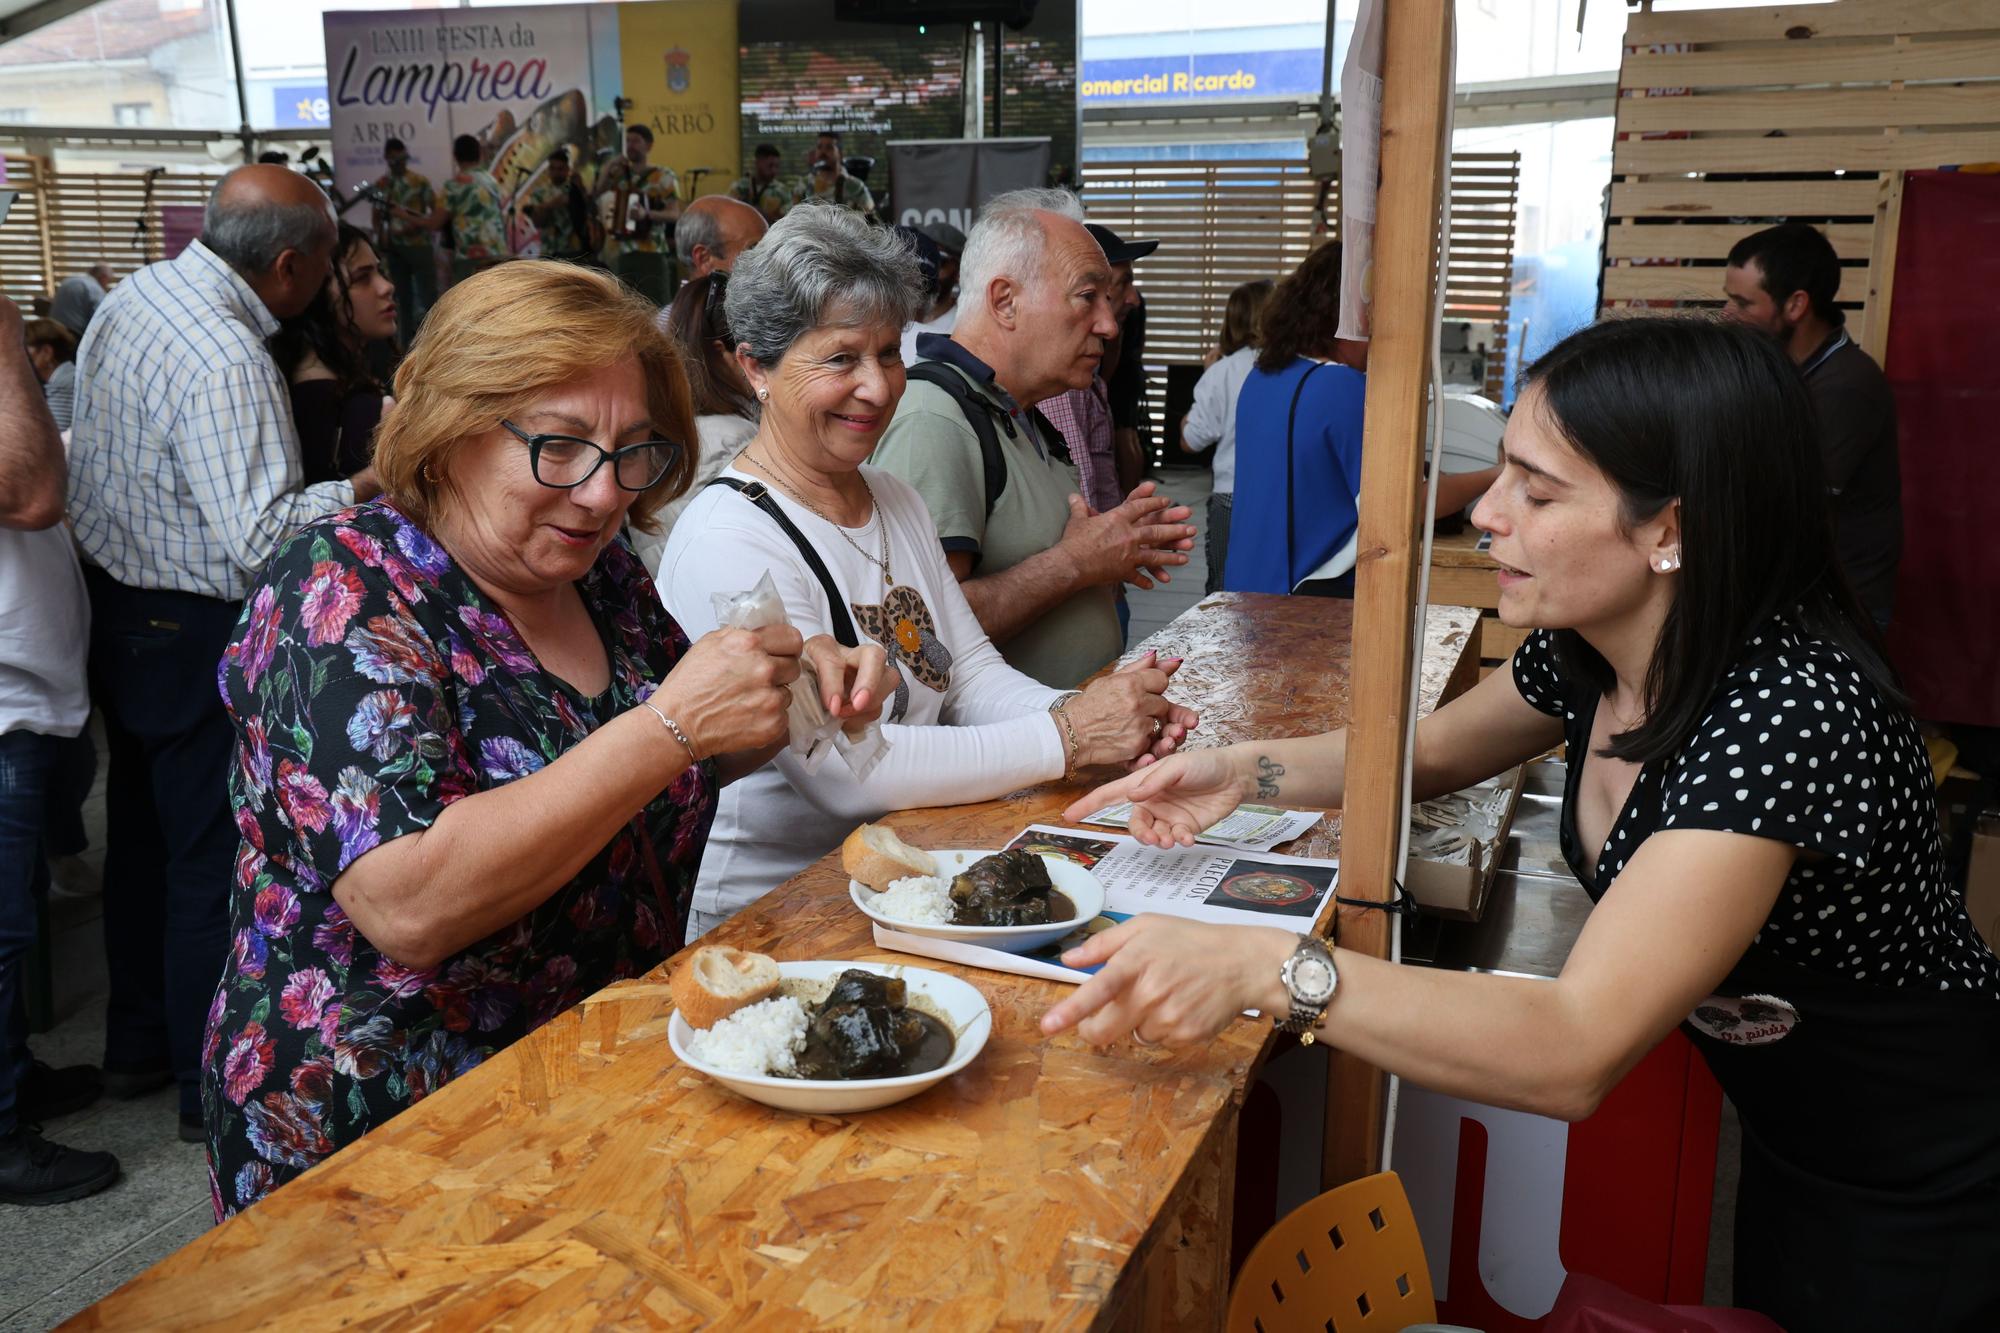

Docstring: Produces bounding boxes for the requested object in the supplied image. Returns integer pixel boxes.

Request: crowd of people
[1,144,1984,1333]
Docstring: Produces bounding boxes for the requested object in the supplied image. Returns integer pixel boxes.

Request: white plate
[667,960,992,1115]
[850,848,1107,954]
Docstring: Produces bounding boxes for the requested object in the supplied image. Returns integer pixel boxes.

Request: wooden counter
[71,594,1480,1333]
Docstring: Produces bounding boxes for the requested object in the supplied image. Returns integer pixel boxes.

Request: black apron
[1558,706,2000,1330]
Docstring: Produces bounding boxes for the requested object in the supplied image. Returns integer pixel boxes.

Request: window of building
[112,103,154,127]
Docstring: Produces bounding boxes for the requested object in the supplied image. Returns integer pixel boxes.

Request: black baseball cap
[1086,223,1159,265]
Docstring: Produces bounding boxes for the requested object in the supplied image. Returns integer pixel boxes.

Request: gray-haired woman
[658,207,1198,935]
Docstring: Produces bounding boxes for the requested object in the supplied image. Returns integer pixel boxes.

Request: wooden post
[1321,0,1457,1190]
[1861,169,1906,365]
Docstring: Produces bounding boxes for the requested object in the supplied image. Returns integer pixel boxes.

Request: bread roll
[670,946,780,1030]
[841,823,939,893]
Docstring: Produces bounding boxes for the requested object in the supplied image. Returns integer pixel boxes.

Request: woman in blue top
[1224,243,1369,596]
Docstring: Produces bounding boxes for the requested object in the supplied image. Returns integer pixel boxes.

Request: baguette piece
[841,823,939,893]
[670,946,781,1030]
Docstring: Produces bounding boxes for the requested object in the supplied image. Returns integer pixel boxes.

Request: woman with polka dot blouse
[1047,317,2000,1330]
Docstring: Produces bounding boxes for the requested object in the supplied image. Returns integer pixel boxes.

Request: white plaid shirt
[67,240,354,601]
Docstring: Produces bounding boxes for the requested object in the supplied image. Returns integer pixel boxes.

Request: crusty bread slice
[841,823,939,893]
[669,946,781,1030]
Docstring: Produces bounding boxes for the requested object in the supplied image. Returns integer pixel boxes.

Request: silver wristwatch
[1276,934,1338,1044]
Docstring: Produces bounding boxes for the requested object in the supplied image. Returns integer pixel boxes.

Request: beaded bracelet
[1048,691,1082,779]
[640,697,702,764]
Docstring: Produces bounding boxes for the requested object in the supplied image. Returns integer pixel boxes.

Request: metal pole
[968,22,986,139]
[1320,0,1340,127]
[992,22,1003,137]
[221,0,254,163]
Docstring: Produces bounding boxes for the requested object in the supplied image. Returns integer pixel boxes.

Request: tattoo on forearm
[1255,755,1284,799]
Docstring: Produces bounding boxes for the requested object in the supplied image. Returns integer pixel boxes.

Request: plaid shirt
[67,240,354,601]
[1040,375,1121,515]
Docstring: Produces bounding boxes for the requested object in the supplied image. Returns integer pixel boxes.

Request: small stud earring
[1657,553,1680,573]
[757,388,769,402]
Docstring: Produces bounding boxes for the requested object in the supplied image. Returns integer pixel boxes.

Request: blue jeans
[0,729,57,1136]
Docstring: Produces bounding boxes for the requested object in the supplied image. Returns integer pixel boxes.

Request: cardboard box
[1965,812,2000,955]
[1405,763,1527,921]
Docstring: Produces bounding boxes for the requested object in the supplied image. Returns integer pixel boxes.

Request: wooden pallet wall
[1,155,223,304]
[1083,152,1522,436]
[1605,0,2000,356]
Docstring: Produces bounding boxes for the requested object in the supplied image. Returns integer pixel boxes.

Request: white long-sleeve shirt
[660,464,1065,932]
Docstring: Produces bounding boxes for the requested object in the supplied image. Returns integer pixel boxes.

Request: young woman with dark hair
[273,222,398,482]
[1049,317,2000,1331]
[627,271,761,570]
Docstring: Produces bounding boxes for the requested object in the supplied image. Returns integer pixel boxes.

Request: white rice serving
[685,995,808,1076]
[871,874,953,924]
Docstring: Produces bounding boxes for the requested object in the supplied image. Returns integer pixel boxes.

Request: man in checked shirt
[66,164,380,1145]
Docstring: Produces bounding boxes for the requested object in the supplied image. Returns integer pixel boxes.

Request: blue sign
[1078,49,1324,104]
[272,83,332,129]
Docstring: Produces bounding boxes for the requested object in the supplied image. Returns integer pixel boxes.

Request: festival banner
[323,0,739,254]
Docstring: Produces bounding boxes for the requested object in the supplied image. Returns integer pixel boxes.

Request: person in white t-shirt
[661,208,1198,936]
[0,294,120,1206]
[1180,279,1274,594]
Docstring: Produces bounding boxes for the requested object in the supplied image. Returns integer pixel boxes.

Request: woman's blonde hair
[375,261,697,532]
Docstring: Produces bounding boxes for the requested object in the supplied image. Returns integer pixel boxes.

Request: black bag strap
[1284,361,1330,591]
[704,476,859,648]
[905,360,1010,517]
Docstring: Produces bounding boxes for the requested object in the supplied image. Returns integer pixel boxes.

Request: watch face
[1295,957,1334,999]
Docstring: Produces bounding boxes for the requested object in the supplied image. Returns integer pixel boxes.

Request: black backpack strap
[1284,362,1330,592]
[704,476,859,648]
[906,360,1009,518]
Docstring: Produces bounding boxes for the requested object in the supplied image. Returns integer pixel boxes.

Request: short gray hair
[957,187,1086,320]
[724,206,924,367]
[675,205,721,270]
[201,177,334,275]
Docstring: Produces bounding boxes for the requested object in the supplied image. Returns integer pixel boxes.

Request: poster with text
[324,0,739,255]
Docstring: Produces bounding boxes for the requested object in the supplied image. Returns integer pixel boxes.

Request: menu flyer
[871,824,1340,984]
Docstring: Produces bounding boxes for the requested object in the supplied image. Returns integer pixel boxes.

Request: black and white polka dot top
[1511,620,2000,995]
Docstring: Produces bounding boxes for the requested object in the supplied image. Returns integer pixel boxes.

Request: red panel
[1433,1034,1722,1329]
[1883,170,2000,726]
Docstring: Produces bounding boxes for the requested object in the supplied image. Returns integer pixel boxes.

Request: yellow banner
[617,0,740,198]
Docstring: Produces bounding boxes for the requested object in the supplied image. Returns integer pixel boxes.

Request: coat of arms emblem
[665,47,691,94]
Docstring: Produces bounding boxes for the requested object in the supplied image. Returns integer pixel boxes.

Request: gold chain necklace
[746,452,893,588]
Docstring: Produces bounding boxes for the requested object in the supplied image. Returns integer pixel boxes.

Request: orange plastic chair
[1227,1170,1441,1333]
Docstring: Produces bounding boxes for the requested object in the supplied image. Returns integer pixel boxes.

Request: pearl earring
[1656,553,1680,573]
[757,388,769,402]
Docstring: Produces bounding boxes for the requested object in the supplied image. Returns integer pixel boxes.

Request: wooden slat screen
[1,156,224,304]
[1603,0,2000,352]
[1084,152,1521,447]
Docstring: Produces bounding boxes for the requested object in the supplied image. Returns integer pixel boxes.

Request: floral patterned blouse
[201,500,717,1221]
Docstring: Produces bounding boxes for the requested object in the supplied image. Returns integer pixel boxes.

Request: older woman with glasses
[200,261,887,1219]
[659,207,1196,937]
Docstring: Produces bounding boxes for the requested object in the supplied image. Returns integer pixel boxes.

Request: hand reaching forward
[1062,747,1250,847]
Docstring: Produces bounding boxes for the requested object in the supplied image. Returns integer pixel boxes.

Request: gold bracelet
[640,698,702,764]
[1048,692,1082,779]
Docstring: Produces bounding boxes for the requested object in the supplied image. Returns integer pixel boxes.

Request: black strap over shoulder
[1284,361,1330,592]
[704,476,859,648]
[905,360,1012,517]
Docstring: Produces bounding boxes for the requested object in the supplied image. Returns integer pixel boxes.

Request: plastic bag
[711,571,889,779]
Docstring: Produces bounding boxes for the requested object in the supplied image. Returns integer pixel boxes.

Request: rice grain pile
[870,874,953,924]
[685,995,808,1076]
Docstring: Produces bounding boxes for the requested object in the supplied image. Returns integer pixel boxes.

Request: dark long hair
[1256,242,1343,373]
[1525,316,1899,764]
[271,222,391,396]
[662,273,758,421]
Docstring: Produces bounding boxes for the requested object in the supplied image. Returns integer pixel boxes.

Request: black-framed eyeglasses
[701,270,731,344]
[500,420,681,492]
